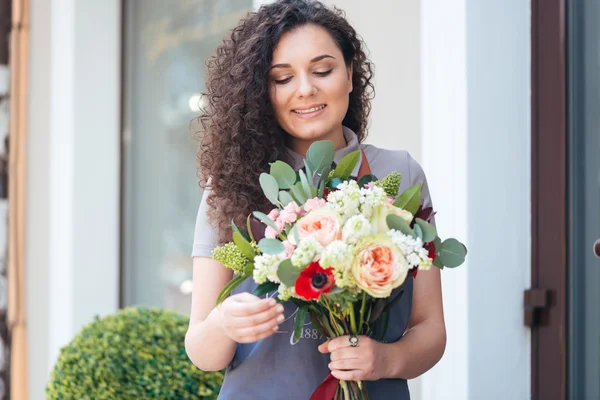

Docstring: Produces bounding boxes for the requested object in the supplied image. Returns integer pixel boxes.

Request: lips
[292,104,326,114]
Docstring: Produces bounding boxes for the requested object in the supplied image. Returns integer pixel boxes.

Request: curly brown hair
[197,0,374,243]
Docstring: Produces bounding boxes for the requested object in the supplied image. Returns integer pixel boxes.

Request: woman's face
[269,24,353,148]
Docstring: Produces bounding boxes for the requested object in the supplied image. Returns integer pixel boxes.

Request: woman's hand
[318,335,391,381]
[217,292,285,343]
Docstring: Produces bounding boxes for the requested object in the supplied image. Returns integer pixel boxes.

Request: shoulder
[359,143,428,187]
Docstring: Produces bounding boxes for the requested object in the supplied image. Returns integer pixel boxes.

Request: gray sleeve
[191,187,220,258]
[406,152,436,226]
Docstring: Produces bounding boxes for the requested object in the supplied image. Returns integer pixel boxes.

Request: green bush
[46,306,223,400]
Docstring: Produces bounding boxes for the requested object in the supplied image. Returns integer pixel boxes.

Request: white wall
[421,0,531,399]
[323,0,421,158]
[26,1,121,398]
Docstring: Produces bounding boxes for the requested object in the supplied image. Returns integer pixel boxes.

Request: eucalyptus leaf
[386,214,417,238]
[277,259,301,286]
[233,231,257,260]
[290,182,307,204]
[299,170,315,200]
[357,174,378,188]
[259,173,280,205]
[258,238,285,255]
[252,211,280,234]
[413,224,423,239]
[393,183,422,214]
[270,161,297,189]
[317,166,331,197]
[331,150,360,180]
[292,224,300,244]
[304,159,314,182]
[306,141,335,174]
[294,307,309,342]
[439,238,467,268]
[414,218,437,243]
[278,190,295,207]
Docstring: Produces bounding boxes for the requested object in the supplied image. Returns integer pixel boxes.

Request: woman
[185,1,446,399]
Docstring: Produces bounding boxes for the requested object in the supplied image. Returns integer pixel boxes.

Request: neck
[287,125,347,157]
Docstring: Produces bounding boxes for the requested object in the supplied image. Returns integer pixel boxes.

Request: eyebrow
[269,54,336,71]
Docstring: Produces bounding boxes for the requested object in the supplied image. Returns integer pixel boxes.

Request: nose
[296,74,317,98]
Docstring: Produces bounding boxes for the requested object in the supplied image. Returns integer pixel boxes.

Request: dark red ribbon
[310,373,340,400]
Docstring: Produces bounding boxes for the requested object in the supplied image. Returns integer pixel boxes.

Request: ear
[347,64,353,93]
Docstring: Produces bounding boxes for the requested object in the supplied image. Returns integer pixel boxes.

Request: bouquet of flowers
[212,141,467,400]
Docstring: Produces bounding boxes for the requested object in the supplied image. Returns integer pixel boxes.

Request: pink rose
[283,201,302,215]
[352,235,408,298]
[279,209,298,225]
[282,240,296,257]
[265,226,278,239]
[303,198,327,213]
[267,208,280,221]
[294,208,342,247]
[275,217,286,231]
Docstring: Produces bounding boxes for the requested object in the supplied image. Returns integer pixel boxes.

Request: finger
[229,296,277,316]
[326,335,354,352]
[329,358,364,372]
[329,347,360,362]
[231,303,285,328]
[238,326,278,343]
[331,369,364,382]
[318,342,330,353]
[235,314,282,338]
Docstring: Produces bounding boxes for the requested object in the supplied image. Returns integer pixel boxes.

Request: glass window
[121,0,253,314]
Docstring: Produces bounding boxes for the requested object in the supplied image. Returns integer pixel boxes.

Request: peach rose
[352,234,408,298]
[293,207,342,247]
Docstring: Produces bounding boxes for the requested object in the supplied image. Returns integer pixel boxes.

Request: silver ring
[349,335,359,347]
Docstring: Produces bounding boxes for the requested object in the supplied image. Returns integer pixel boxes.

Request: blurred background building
[0,0,598,399]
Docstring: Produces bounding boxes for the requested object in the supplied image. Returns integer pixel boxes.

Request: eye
[314,69,333,77]
[273,77,292,85]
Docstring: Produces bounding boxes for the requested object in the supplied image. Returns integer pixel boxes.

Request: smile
[292,105,326,114]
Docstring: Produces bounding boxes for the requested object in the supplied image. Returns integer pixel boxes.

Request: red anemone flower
[295,262,335,300]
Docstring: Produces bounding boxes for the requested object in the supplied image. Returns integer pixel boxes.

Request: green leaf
[304,159,314,182]
[413,224,423,239]
[310,313,328,337]
[244,262,254,275]
[317,166,331,197]
[294,307,308,342]
[252,211,280,234]
[414,218,437,242]
[386,214,416,238]
[393,183,422,214]
[292,224,300,244]
[259,173,281,205]
[252,281,279,298]
[331,150,360,180]
[439,238,467,268]
[270,161,297,189]
[432,236,444,269]
[233,232,257,260]
[357,174,378,188]
[277,259,301,286]
[290,182,307,205]
[299,169,315,200]
[258,238,285,255]
[278,190,295,207]
[306,141,335,174]
[232,220,251,242]
[216,275,247,305]
[326,177,343,190]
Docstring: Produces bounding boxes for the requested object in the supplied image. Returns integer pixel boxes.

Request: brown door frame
[530,0,567,399]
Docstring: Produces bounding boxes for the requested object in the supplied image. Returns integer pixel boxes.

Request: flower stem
[359,291,367,332]
[349,304,357,334]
